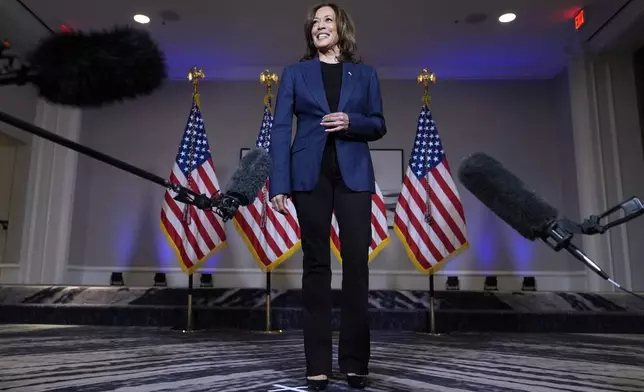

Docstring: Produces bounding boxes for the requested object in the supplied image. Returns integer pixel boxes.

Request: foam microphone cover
[226,147,273,206]
[457,152,559,240]
[27,26,167,107]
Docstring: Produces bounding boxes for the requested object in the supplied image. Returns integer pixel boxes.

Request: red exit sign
[574,9,585,30]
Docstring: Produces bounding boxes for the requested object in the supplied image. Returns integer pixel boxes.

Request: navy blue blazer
[268,57,387,199]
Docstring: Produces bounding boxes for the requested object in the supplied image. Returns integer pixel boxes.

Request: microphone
[0,26,167,107]
[457,152,560,241]
[206,147,273,221]
[457,152,644,300]
[0,26,267,223]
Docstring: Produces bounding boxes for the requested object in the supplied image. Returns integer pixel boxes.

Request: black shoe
[346,374,367,389]
[306,377,329,390]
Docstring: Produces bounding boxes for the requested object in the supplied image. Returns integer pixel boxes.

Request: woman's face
[311,6,339,51]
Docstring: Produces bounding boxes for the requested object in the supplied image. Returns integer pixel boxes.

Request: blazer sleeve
[268,66,295,199]
[345,67,387,142]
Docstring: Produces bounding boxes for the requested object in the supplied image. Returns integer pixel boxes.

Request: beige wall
[61,71,586,290]
[3,59,641,291]
[0,85,36,283]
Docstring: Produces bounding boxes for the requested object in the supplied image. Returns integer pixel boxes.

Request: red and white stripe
[161,158,227,273]
[331,182,390,262]
[233,180,301,271]
[393,159,468,272]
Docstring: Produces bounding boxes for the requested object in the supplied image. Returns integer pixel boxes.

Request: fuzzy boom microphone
[457,152,644,301]
[0,26,217,225]
[457,152,558,241]
[0,25,167,107]
[206,147,273,221]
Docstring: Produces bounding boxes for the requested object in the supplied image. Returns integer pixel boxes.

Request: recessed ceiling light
[498,13,516,23]
[133,14,150,24]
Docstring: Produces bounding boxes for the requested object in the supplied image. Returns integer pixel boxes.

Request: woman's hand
[270,194,289,216]
[321,112,349,133]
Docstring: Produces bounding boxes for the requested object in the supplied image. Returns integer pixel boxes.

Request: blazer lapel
[301,58,330,113]
[338,62,358,113]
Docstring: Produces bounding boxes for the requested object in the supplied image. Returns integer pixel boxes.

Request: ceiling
[0,0,636,81]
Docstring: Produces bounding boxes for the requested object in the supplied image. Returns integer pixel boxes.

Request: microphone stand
[0,107,229,334]
[415,273,441,336]
[543,212,644,302]
[0,109,216,212]
[579,197,644,235]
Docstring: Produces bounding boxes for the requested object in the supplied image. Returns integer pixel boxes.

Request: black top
[321,62,343,112]
[320,61,343,179]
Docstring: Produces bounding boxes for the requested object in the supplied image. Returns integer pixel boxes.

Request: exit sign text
[574,9,585,30]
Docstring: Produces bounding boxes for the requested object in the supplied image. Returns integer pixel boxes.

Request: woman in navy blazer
[269,3,387,390]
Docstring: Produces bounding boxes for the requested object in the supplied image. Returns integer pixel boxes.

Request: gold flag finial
[417,69,436,106]
[187,66,205,106]
[260,69,279,111]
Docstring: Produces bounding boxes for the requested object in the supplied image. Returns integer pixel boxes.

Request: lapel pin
[348,71,352,76]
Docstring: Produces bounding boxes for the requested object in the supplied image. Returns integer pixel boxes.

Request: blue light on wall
[114,216,137,267]
[472,210,499,268]
[154,226,224,269]
[507,229,535,270]
[474,227,496,268]
[203,251,223,268]
[156,229,176,267]
[417,40,560,79]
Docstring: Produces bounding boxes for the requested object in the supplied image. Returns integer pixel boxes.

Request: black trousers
[292,148,372,377]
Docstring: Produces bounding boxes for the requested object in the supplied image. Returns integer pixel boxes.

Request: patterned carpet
[4,286,644,333]
[0,324,642,391]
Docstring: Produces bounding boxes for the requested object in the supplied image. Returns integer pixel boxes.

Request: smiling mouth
[316,33,330,39]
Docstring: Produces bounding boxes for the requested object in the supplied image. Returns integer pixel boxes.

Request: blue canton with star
[409,105,445,178]
[255,104,274,152]
[175,101,212,175]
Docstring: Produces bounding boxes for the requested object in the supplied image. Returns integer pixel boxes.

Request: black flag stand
[172,273,203,333]
[416,274,443,336]
[253,271,283,334]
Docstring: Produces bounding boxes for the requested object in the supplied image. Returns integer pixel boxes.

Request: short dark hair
[300,3,361,63]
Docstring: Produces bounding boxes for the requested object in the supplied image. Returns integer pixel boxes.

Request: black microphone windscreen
[226,147,273,206]
[27,26,167,107]
[457,152,558,240]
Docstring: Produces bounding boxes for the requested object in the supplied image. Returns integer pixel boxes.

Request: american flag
[330,181,390,263]
[160,97,227,274]
[232,104,301,271]
[393,104,468,273]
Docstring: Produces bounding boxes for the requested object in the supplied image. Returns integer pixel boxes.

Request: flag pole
[172,66,206,334]
[416,69,442,337]
[258,70,282,334]
[265,270,275,332]
[427,273,439,335]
